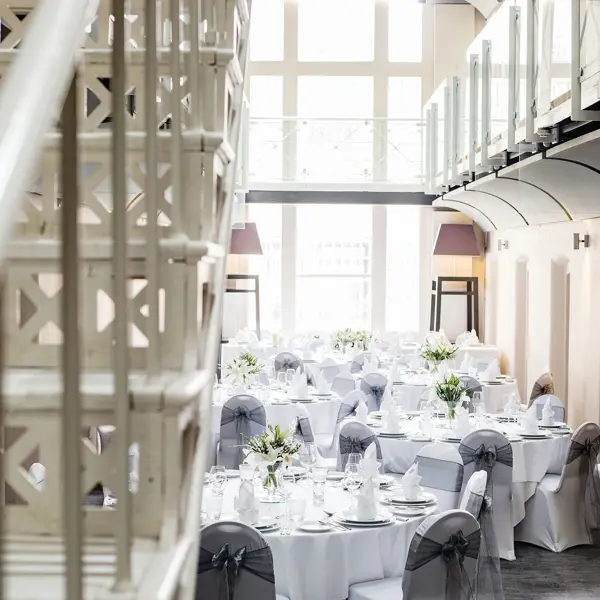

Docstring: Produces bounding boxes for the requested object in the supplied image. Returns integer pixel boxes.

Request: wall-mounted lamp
[497,239,509,251]
[573,233,590,250]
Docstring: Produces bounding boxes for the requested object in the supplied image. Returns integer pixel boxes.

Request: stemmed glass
[298,443,318,483]
[209,466,227,496]
[343,462,363,514]
[276,372,287,389]
[286,368,296,386]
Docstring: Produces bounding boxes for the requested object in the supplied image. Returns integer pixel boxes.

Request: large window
[388,0,423,62]
[249,0,284,61]
[247,203,421,335]
[298,0,375,62]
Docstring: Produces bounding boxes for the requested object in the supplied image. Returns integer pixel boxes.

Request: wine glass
[286,368,296,385]
[209,466,227,495]
[472,392,486,416]
[298,443,318,482]
[343,463,363,513]
[279,467,296,501]
[346,453,362,468]
[276,372,287,388]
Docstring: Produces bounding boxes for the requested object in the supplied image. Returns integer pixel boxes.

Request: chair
[273,351,303,374]
[458,429,514,560]
[348,510,481,600]
[515,422,600,552]
[460,472,505,600]
[360,373,388,412]
[528,371,554,405]
[458,376,481,413]
[217,395,266,469]
[315,390,367,459]
[293,404,315,444]
[332,372,356,397]
[197,521,289,600]
[415,443,464,511]
[337,421,382,472]
[350,352,380,374]
[533,393,566,422]
[416,388,433,412]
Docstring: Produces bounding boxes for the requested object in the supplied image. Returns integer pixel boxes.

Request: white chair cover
[415,443,464,511]
[528,372,554,405]
[273,352,303,374]
[331,372,356,397]
[515,421,600,552]
[315,390,368,459]
[319,358,340,383]
[293,405,315,444]
[350,352,380,374]
[458,376,481,413]
[360,373,388,412]
[197,521,283,600]
[348,510,481,600]
[533,394,565,422]
[460,471,504,600]
[458,429,514,560]
[217,395,267,469]
[337,421,382,472]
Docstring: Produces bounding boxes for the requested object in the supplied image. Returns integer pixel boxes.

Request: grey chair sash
[475,495,505,600]
[405,530,480,600]
[273,353,302,374]
[338,434,381,470]
[566,433,600,535]
[363,384,386,412]
[336,400,359,424]
[459,443,513,475]
[197,543,274,600]
[294,416,314,444]
[221,406,267,467]
[416,456,464,492]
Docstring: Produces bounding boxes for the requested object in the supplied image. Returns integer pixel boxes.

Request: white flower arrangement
[225,352,263,384]
[418,338,457,366]
[331,328,374,353]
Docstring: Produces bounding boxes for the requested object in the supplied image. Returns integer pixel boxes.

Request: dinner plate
[288,466,307,479]
[335,512,393,525]
[520,433,551,439]
[386,505,430,517]
[378,432,407,439]
[485,381,504,386]
[376,475,395,487]
[408,435,433,442]
[254,518,278,530]
[326,471,346,481]
[290,398,314,403]
[225,469,240,478]
[442,436,462,443]
[298,520,331,533]
[311,392,333,398]
[385,491,437,505]
[370,411,384,419]
[538,423,568,429]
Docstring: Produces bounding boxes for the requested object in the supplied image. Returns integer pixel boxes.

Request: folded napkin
[522,405,540,434]
[315,369,331,394]
[401,463,423,501]
[362,358,377,375]
[418,414,434,437]
[459,352,471,373]
[355,400,368,424]
[503,392,519,415]
[290,368,308,399]
[469,329,480,345]
[452,406,471,438]
[455,331,468,347]
[541,396,555,426]
[356,443,380,520]
[234,328,258,344]
[390,360,403,383]
[385,406,401,433]
[482,359,500,382]
[234,479,257,524]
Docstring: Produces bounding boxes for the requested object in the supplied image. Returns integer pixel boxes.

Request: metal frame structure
[431,276,480,335]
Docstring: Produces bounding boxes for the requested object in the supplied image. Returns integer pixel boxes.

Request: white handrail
[0,0,98,262]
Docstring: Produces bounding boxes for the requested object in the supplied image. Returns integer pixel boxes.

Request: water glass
[299,443,318,480]
[209,466,227,495]
[279,467,296,500]
[472,392,486,416]
[312,466,328,484]
[276,372,287,388]
[286,369,296,385]
[346,453,362,467]
[288,495,307,527]
[344,463,363,513]
[205,493,224,521]
[239,463,256,482]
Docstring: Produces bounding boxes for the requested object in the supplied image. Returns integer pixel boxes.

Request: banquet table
[375,418,571,527]
[399,343,500,367]
[220,342,278,368]
[393,379,520,413]
[203,478,434,600]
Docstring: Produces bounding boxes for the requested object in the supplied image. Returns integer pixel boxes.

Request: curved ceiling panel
[467,0,501,18]
[514,159,600,221]
[433,198,496,232]
[442,189,528,230]
[471,176,571,225]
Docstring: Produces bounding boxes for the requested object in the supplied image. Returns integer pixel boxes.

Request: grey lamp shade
[433,224,481,256]
[229,222,263,255]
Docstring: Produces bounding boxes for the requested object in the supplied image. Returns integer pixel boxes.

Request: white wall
[486,219,600,428]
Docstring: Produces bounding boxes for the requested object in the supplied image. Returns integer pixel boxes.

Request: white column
[371,205,387,334]
[281,204,297,336]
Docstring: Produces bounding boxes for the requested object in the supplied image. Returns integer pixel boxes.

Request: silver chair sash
[405,530,480,600]
[336,399,360,424]
[362,383,386,412]
[294,416,314,444]
[566,433,600,536]
[197,543,275,600]
[221,405,267,467]
[416,456,464,492]
[273,352,302,374]
[338,434,382,470]
[459,443,513,476]
[475,495,505,600]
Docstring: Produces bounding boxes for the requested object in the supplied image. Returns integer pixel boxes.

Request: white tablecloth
[376,420,571,525]
[205,479,433,600]
[394,380,520,414]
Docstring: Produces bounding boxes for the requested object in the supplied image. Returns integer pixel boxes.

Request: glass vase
[261,464,281,500]
[447,405,456,422]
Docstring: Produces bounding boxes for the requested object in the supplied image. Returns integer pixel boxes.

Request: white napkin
[452,406,471,438]
[356,444,380,520]
[522,405,540,434]
[401,463,423,501]
[455,331,468,347]
[380,383,394,412]
[290,368,308,399]
[362,358,376,375]
[355,401,368,424]
[482,359,500,382]
[385,406,401,433]
[460,353,471,372]
[541,397,555,426]
[503,392,519,415]
[418,414,434,437]
[234,479,257,524]
[234,328,258,344]
[315,369,330,394]
[469,329,480,345]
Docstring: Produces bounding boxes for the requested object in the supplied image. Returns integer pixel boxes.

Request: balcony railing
[246,117,425,188]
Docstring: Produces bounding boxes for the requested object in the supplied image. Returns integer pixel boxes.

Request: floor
[503,542,600,599]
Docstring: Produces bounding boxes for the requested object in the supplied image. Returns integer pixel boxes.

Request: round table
[204,478,434,600]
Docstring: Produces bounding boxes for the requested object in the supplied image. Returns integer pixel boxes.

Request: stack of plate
[441,434,463,443]
[290,397,314,403]
[370,411,384,420]
[332,512,394,528]
[326,471,345,482]
[254,518,279,533]
[381,491,437,517]
[520,431,551,439]
[378,431,407,439]
[311,392,333,400]
[376,475,395,488]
